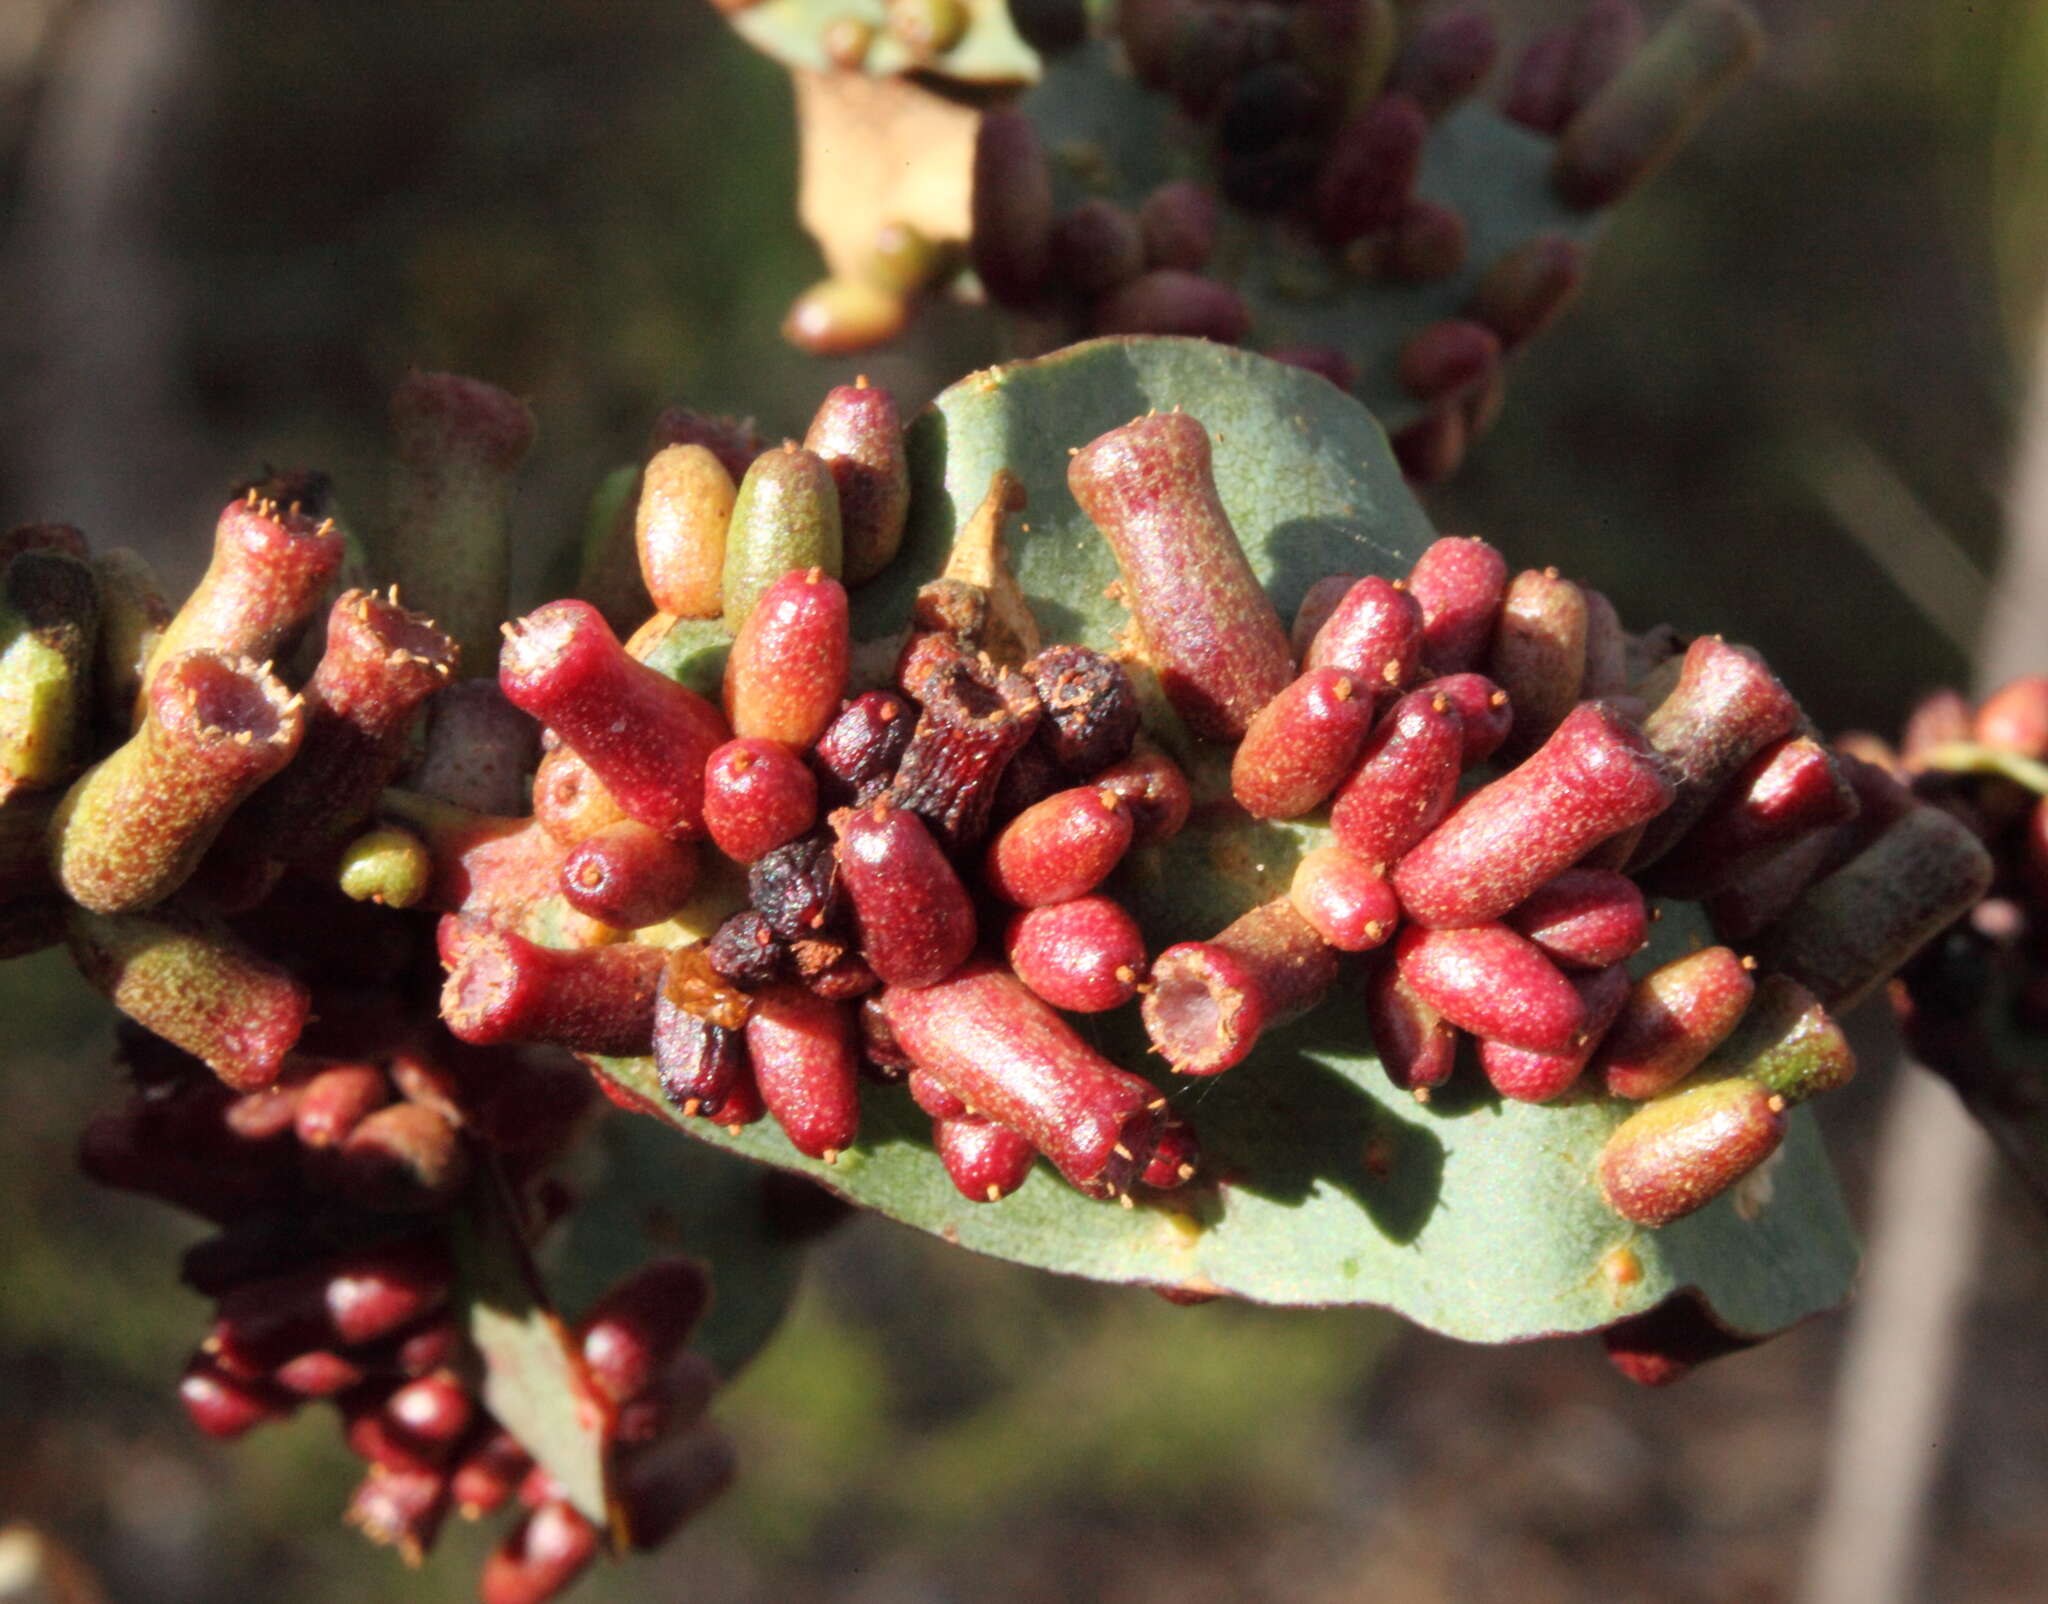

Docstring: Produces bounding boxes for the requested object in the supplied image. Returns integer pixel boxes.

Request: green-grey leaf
[599,336,1858,1346]
[544,1112,811,1380]
[732,0,1039,84]
[1022,42,1607,429]
[851,334,1436,650]
[638,615,733,699]
[454,1162,616,1530]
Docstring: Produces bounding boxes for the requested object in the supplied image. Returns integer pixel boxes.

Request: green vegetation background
[3,2,2047,1600]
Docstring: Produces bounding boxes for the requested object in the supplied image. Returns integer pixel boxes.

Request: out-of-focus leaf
[734,0,1037,84]
[1020,42,1607,427]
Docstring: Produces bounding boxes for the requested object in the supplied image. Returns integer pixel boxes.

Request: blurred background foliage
[3,0,2048,1600]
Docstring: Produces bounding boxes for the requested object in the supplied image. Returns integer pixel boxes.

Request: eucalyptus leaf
[851,334,1436,651]
[612,336,1858,1346]
[453,1161,618,1532]
[545,1112,812,1380]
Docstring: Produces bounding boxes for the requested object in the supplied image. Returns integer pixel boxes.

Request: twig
[1797,1065,1993,1604]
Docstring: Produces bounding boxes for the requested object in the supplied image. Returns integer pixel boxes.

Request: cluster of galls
[412,369,1990,1240]
[683,636,1193,1202]
[3,351,2004,1580]
[428,379,1201,1205]
[1858,679,2048,1165]
[0,382,739,1601]
[94,1029,730,1603]
[1057,410,1989,1231]
[788,0,1762,484]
